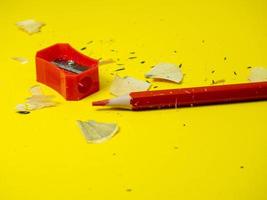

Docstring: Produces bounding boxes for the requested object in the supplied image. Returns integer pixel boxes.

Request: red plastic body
[36,43,99,100]
[130,82,267,110]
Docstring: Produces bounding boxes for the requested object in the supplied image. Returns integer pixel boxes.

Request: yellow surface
[0,0,267,199]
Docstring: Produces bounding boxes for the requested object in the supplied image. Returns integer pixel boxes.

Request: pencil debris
[16,19,45,35]
[211,79,225,85]
[17,111,31,114]
[145,63,183,83]
[16,85,57,112]
[114,67,125,71]
[110,75,151,96]
[77,120,119,143]
[99,58,115,65]
[248,67,267,82]
[12,57,29,64]
[128,57,137,59]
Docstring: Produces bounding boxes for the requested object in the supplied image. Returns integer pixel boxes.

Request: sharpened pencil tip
[92,99,109,106]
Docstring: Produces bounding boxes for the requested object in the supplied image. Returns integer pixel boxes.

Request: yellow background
[0,0,267,199]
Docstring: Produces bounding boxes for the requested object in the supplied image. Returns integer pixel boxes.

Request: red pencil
[92,82,267,110]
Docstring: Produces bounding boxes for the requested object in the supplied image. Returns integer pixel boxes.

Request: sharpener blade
[52,59,88,74]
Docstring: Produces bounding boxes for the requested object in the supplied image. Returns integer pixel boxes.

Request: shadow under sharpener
[36,43,99,100]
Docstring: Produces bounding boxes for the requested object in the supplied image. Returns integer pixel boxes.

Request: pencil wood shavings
[12,57,29,64]
[77,120,119,143]
[110,75,151,96]
[145,63,183,83]
[16,19,45,35]
[248,67,267,82]
[16,85,57,112]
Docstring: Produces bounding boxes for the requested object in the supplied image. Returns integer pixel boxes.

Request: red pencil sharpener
[36,43,99,100]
